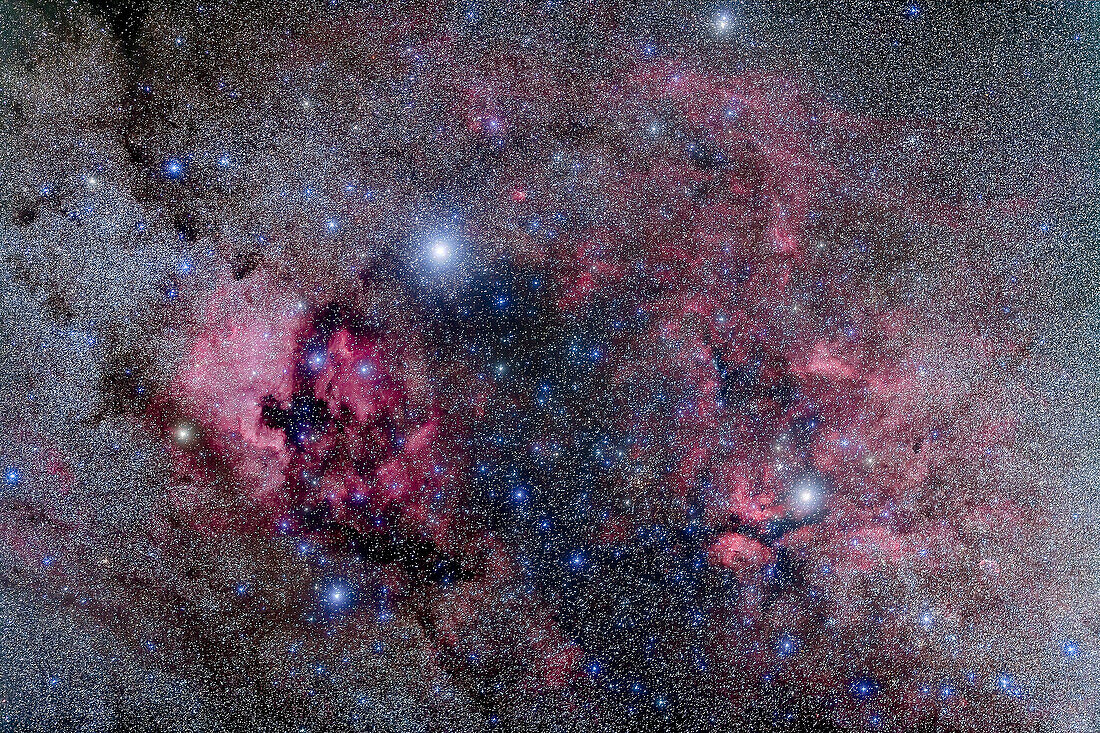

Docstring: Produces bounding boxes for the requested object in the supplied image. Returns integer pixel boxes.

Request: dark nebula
[0,1,1096,731]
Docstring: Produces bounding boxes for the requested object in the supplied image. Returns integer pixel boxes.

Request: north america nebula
[0,1,1097,731]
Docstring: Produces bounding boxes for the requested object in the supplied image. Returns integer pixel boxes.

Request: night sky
[0,1,1098,731]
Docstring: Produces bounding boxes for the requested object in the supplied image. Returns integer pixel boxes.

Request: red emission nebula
[0,3,1094,733]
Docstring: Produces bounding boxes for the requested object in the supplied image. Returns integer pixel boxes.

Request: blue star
[1062,640,1080,659]
[904,4,921,18]
[849,676,879,700]
[995,673,1021,697]
[776,634,798,658]
[163,159,185,179]
[321,580,355,612]
[3,467,20,486]
[305,349,327,372]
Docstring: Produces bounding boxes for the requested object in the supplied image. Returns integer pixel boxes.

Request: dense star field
[0,1,1097,731]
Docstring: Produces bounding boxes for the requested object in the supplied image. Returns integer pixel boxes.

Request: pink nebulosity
[175,274,305,506]
[290,325,459,550]
[170,275,460,550]
[536,62,1051,727]
[140,51,1058,730]
[710,532,775,574]
[165,273,587,690]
